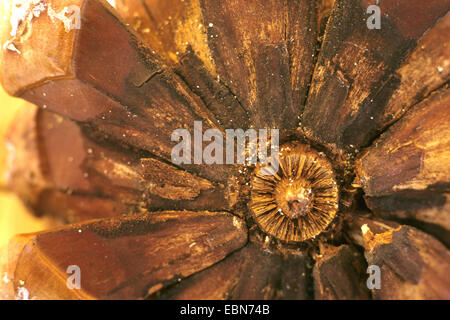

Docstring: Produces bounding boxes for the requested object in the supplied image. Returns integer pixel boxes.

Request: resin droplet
[250,142,339,242]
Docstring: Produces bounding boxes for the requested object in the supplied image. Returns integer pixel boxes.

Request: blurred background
[0,87,53,249]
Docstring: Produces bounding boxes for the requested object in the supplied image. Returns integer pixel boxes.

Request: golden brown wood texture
[153,243,312,300]
[313,245,370,300]
[361,225,450,299]
[0,211,247,299]
[115,0,322,130]
[5,107,233,222]
[0,0,449,301]
[344,214,450,299]
[356,86,450,246]
[302,0,450,154]
[0,0,231,183]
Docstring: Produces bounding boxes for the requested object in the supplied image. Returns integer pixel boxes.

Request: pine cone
[0,0,449,300]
